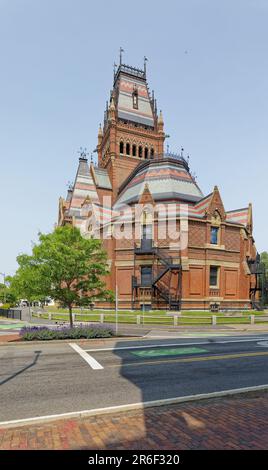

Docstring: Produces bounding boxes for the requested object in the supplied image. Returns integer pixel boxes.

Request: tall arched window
[144,147,148,159]
[132,144,137,157]
[139,146,143,158]
[126,143,130,155]
[150,148,154,159]
[120,141,124,154]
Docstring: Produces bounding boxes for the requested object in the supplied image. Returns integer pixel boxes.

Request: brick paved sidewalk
[1,392,268,450]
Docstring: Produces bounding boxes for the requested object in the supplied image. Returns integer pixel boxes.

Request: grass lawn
[31,307,268,326]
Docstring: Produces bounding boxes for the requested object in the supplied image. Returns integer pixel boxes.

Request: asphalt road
[1,333,268,422]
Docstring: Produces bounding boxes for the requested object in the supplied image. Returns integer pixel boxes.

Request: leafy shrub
[20,324,115,341]
[0,303,12,310]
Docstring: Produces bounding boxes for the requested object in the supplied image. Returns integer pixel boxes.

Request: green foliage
[20,325,115,341]
[0,282,17,306]
[260,252,268,305]
[0,303,12,310]
[261,252,268,274]
[10,226,114,326]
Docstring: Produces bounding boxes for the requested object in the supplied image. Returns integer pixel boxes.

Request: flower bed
[20,324,115,341]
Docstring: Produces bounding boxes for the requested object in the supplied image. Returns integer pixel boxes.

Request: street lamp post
[0,272,6,304]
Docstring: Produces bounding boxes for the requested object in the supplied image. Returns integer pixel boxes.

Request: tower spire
[119,47,124,65]
[144,56,148,76]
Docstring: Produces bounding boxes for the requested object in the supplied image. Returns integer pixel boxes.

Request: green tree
[0,281,17,306]
[261,252,268,274]
[260,252,268,305]
[10,226,113,326]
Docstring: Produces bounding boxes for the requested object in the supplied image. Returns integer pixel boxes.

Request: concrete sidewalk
[1,315,268,344]
[1,392,268,450]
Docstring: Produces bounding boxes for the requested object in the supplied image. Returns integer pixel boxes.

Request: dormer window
[132,87,138,109]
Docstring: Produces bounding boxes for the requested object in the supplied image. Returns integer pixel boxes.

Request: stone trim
[188,259,239,268]
[181,298,251,303]
[189,245,240,253]
[204,243,226,250]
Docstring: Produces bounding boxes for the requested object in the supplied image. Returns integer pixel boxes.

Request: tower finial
[144,56,148,75]
[77,147,89,160]
[119,47,124,65]
[158,109,164,124]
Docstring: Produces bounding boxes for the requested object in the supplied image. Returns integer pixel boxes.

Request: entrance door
[141,224,152,251]
[141,266,152,287]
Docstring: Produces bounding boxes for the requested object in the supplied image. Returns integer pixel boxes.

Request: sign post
[115,285,118,335]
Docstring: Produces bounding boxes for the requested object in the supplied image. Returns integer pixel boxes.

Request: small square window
[133,90,138,109]
[210,266,219,287]
[211,227,219,245]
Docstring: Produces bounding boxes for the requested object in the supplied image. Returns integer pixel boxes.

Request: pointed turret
[98,123,103,140]
[247,202,253,233]
[108,95,116,122]
[158,110,164,133]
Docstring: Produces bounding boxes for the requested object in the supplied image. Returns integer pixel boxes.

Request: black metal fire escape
[132,240,182,311]
[248,253,268,309]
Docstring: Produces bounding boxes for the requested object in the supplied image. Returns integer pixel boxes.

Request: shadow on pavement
[0,350,42,386]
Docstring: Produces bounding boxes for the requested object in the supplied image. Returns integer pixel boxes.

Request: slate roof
[93,167,112,190]
[114,64,155,128]
[66,157,99,218]
[115,158,204,207]
[226,208,249,226]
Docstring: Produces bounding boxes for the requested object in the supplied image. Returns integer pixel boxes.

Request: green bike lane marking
[132,347,208,358]
[0,324,25,330]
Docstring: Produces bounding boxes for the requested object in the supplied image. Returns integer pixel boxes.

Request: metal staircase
[151,247,181,310]
[248,254,268,309]
[132,242,182,310]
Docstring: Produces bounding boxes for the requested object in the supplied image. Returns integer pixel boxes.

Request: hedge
[20,324,115,341]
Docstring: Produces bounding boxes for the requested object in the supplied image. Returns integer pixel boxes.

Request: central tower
[97,56,165,200]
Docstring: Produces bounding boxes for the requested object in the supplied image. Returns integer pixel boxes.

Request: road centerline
[105,350,268,369]
[69,343,103,370]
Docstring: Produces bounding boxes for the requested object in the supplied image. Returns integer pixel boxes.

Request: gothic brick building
[58,58,260,311]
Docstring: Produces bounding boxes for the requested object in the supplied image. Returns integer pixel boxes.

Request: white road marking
[84,337,268,353]
[257,341,268,347]
[1,383,268,429]
[69,343,103,370]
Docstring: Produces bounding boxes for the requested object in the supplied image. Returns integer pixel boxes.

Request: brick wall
[225,225,240,251]
[188,221,206,246]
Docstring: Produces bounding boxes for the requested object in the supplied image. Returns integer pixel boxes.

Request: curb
[1,384,268,429]
[1,328,268,346]
[0,334,143,347]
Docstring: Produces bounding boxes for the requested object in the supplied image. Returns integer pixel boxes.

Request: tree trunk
[69,306,73,328]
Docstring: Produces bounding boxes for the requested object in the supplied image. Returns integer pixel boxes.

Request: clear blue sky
[0,0,267,275]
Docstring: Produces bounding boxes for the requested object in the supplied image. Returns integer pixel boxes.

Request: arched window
[120,141,124,154]
[144,147,148,159]
[150,148,154,159]
[132,144,137,157]
[139,146,143,158]
[126,143,130,155]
